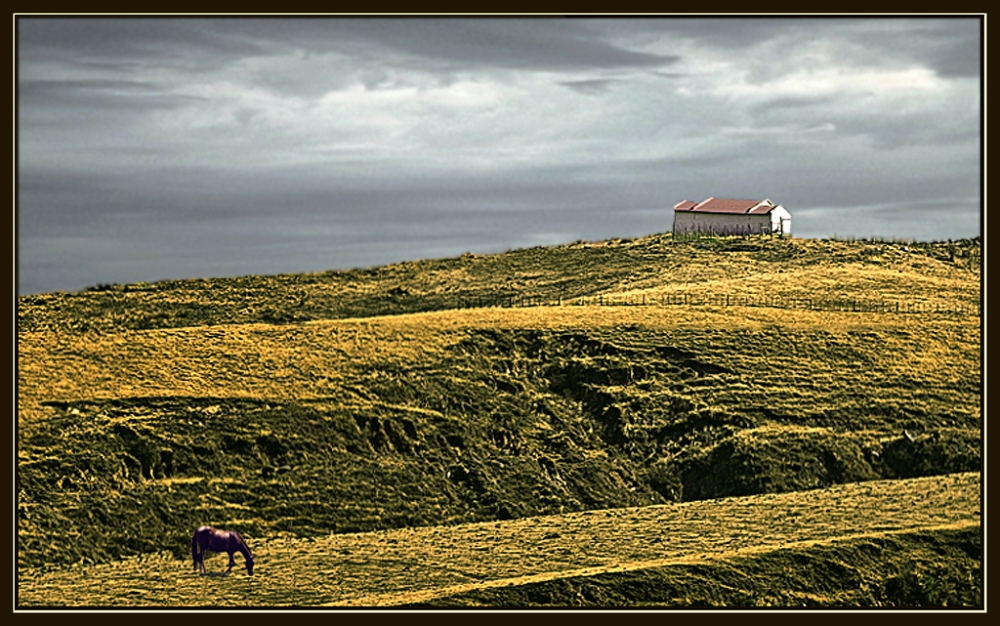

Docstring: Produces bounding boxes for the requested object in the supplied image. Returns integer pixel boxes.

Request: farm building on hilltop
[673,198,791,237]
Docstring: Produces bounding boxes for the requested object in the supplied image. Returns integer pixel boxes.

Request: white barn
[673,197,791,237]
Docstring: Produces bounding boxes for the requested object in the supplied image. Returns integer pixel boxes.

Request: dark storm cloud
[856,18,982,78]
[19,18,679,76]
[18,78,209,111]
[594,16,980,74]
[19,78,160,96]
[17,18,267,67]
[15,17,982,295]
[211,18,679,71]
[749,92,979,151]
[17,157,664,294]
[589,17,823,45]
[750,95,839,115]
[834,111,981,150]
[558,78,619,94]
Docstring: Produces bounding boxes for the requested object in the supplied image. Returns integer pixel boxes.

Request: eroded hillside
[17,472,981,607]
[16,234,981,608]
[18,290,980,573]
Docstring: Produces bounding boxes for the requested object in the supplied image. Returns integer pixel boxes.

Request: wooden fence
[455,293,980,317]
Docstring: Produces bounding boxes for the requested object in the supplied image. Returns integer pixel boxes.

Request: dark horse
[191,526,255,576]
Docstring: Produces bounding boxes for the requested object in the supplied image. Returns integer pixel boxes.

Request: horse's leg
[225,551,235,575]
[195,544,206,574]
[192,535,200,573]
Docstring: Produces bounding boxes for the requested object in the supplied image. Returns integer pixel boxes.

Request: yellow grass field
[17,472,980,607]
[17,304,979,419]
[16,235,982,608]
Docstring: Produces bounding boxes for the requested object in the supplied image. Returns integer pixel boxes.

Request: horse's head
[245,555,255,576]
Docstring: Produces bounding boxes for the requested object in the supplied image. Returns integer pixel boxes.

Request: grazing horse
[191,526,255,576]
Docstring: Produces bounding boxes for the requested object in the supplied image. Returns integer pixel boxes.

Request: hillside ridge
[17,472,981,607]
[17,234,981,334]
[17,233,982,607]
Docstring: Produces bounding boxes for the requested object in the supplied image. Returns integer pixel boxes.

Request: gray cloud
[558,78,620,94]
[18,78,209,113]
[855,19,982,78]
[214,18,680,70]
[593,17,980,77]
[17,18,267,67]
[19,18,679,78]
[16,17,982,295]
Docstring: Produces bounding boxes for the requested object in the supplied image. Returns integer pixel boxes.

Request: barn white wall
[673,212,775,235]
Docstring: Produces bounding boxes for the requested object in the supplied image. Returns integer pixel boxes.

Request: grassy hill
[16,233,982,607]
[16,233,980,333]
[17,473,981,607]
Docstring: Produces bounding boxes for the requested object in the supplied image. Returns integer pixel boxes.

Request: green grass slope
[19,314,980,570]
[17,234,981,334]
[17,233,982,607]
[17,473,981,608]
[417,527,982,608]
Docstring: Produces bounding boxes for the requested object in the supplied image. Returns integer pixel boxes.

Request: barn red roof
[674,197,776,214]
[747,203,777,214]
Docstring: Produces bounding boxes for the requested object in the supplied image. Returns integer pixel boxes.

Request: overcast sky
[16,17,982,295]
